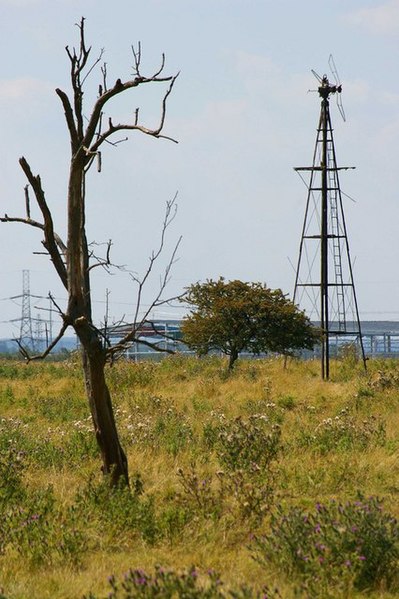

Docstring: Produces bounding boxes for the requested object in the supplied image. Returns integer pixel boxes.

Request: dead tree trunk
[81,339,128,485]
[1,18,179,487]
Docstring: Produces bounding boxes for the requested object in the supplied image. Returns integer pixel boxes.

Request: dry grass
[1,354,399,598]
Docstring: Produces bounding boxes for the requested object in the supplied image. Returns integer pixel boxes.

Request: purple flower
[358,555,366,561]
[314,523,321,533]
[344,560,352,568]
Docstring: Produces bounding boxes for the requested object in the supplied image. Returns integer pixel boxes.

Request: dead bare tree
[1,18,180,487]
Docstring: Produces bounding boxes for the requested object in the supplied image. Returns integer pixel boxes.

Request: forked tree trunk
[81,340,129,486]
[1,20,178,489]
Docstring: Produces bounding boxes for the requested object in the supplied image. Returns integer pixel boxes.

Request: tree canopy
[181,278,317,369]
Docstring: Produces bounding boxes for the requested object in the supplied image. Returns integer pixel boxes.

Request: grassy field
[1,353,399,598]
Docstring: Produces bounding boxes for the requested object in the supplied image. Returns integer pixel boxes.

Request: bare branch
[107,319,181,358]
[55,88,79,151]
[131,42,142,76]
[102,289,111,350]
[145,319,182,342]
[65,17,92,140]
[1,214,43,229]
[14,320,70,363]
[125,337,175,354]
[157,74,178,136]
[153,53,166,78]
[106,196,182,357]
[81,47,105,86]
[101,62,108,92]
[24,185,31,218]
[131,44,165,79]
[88,74,179,152]
[14,338,30,361]
[0,215,67,257]
[87,239,127,274]
[83,70,178,154]
[48,292,67,319]
[18,158,68,289]
[131,195,178,326]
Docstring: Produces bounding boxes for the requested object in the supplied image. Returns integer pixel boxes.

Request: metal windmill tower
[293,56,366,379]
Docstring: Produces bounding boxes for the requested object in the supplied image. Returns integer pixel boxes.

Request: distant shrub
[253,495,399,596]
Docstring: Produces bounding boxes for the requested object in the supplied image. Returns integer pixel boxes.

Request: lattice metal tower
[293,66,366,379]
[10,270,35,351]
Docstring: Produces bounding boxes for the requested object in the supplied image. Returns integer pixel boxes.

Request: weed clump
[85,565,281,598]
[0,448,87,566]
[253,495,399,596]
[177,415,281,522]
[297,407,386,453]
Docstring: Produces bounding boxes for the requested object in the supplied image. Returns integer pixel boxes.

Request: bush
[75,475,161,545]
[213,415,281,473]
[253,495,399,595]
[177,415,281,522]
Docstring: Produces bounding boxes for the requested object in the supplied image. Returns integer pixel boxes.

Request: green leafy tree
[181,278,317,370]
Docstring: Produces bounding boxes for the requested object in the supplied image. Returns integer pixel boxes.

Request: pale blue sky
[1,1,398,337]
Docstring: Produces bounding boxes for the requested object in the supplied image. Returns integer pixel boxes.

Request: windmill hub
[318,76,342,99]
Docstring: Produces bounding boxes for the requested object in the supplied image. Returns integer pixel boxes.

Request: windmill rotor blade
[336,88,346,122]
[329,54,346,121]
[311,68,323,83]
[328,54,341,86]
